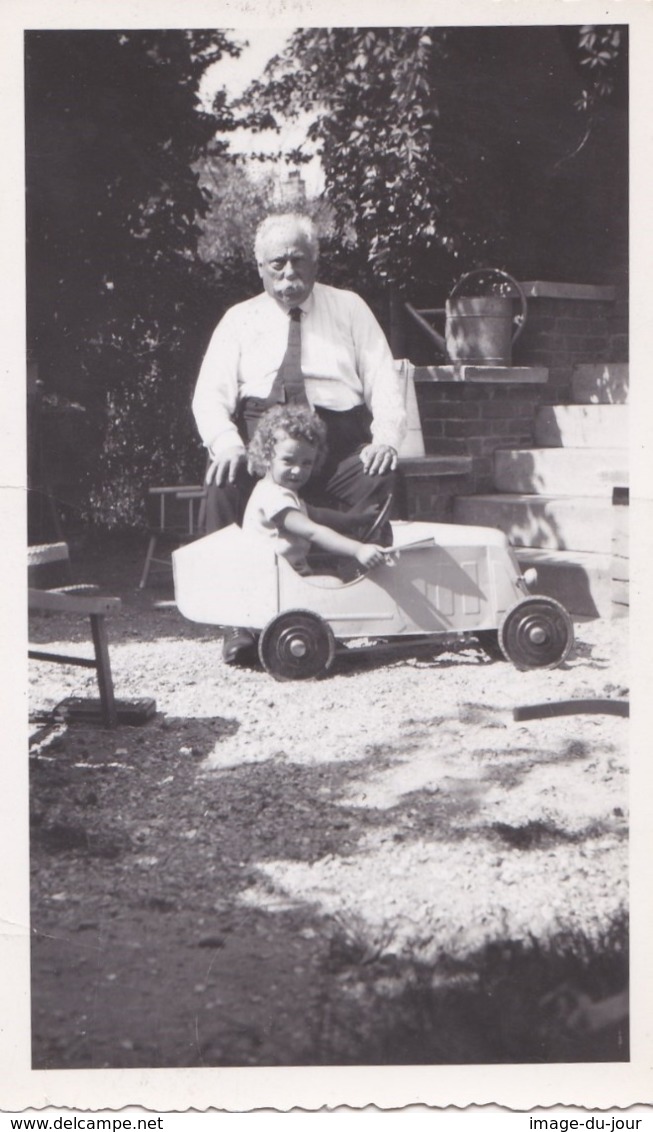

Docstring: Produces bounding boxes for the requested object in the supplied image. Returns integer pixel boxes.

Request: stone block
[520,281,616,301]
[412,365,548,384]
[494,448,629,496]
[535,405,628,448]
[572,363,629,405]
[514,548,612,619]
[453,493,616,554]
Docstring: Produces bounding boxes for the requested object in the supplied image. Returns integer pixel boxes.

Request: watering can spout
[404,302,448,354]
[405,269,527,366]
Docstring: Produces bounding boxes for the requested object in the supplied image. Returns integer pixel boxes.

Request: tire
[258,609,336,681]
[498,596,574,670]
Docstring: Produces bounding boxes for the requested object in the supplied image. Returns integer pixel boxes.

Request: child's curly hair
[248,404,327,477]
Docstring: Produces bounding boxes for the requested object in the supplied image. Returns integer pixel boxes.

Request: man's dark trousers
[203,399,395,534]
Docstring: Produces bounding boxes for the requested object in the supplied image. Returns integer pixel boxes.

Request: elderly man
[193,212,407,664]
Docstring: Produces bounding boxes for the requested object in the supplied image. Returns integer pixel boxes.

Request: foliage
[195,150,336,276]
[26,30,240,528]
[244,28,459,290]
[193,153,279,312]
[243,25,628,300]
[553,25,627,167]
[574,25,626,112]
[316,914,628,1064]
[25,26,628,529]
[194,152,342,333]
[196,156,277,266]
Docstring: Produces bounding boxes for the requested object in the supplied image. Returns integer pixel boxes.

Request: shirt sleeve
[192,308,245,460]
[259,483,304,526]
[349,294,408,450]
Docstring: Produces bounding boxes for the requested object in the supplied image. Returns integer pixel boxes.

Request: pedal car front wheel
[498,596,574,670]
[258,609,336,681]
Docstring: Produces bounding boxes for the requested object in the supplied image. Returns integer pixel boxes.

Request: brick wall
[513,295,626,404]
[396,470,473,523]
[402,287,628,516]
[607,294,629,364]
[415,382,540,494]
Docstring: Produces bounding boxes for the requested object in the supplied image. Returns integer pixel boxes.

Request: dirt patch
[29,534,629,1067]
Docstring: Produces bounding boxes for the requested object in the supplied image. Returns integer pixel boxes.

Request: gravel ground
[28,535,629,1068]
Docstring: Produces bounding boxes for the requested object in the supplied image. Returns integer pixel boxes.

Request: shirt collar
[296,290,315,315]
[263,287,316,317]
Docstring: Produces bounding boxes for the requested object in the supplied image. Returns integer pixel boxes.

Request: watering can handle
[449,268,528,345]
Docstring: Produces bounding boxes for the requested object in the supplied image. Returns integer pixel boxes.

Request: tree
[245,28,455,293]
[195,150,337,299]
[194,153,277,306]
[244,25,628,307]
[26,30,240,527]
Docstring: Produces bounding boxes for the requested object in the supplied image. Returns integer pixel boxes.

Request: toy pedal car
[173,521,574,681]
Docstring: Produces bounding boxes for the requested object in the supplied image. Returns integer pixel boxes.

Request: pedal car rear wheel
[258,609,336,681]
[498,596,574,670]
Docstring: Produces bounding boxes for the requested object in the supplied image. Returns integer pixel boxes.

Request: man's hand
[359,444,398,475]
[205,447,247,486]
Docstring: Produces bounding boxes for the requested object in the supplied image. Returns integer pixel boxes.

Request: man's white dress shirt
[192,282,407,459]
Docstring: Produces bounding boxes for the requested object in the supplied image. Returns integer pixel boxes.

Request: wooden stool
[139,485,207,589]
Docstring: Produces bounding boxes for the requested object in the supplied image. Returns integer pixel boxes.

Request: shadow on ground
[30,708,627,1069]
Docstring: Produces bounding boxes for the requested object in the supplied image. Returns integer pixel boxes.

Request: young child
[243,405,389,576]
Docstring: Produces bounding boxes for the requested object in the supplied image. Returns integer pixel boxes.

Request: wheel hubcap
[500,598,573,669]
[260,612,336,680]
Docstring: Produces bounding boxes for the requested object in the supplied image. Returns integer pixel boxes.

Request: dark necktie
[267,308,308,406]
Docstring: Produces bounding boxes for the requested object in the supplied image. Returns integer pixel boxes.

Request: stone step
[572,362,629,405]
[453,494,615,553]
[535,404,628,448]
[494,447,628,496]
[515,548,613,620]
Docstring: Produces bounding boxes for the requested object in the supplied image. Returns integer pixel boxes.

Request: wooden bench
[28,543,121,728]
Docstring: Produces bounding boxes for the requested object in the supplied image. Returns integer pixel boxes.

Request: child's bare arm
[280,508,387,568]
[305,502,379,535]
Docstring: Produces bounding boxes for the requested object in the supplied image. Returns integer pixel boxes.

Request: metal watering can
[405,268,528,366]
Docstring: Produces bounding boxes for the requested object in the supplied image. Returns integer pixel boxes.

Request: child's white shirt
[242,476,311,571]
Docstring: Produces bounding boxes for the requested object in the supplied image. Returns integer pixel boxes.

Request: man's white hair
[254,213,320,263]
